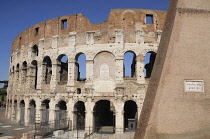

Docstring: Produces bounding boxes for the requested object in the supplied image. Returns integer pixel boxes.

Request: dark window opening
[146,14,153,24]
[20,100,25,126]
[75,53,86,81]
[144,52,156,78]
[74,101,85,129]
[43,56,52,84]
[124,51,136,77]
[57,55,68,83]
[32,45,39,56]
[31,60,38,89]
[61,19,68,30]
[77,88,81,94]
[35,27,39,35]
[16,64,20,80]
[22,61,27,83]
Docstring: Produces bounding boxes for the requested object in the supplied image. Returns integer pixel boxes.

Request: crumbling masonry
[6,9,166,133]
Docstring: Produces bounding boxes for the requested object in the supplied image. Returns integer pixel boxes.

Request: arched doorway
[41,99,50,124]
[124,100,137,131]
[29,100,36,125]
[74,101,85,129]
[94,100,115,133]
[55,100,67,130]
[55,100,67,121]
[14,100,17,121]
[19,100,25,126]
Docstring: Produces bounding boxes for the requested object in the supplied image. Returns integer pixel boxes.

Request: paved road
[0,108,34,138]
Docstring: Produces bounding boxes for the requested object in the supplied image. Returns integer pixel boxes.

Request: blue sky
[0,0,170,84]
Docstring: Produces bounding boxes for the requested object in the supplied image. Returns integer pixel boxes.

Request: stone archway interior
[94,100,115,132]
[74,101,85,129]
[124,100,137,131]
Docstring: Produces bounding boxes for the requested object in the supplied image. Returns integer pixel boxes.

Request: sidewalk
[0,108,34,139]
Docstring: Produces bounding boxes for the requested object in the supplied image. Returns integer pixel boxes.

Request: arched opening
[124,51,136,77]
[75,53,86,81]
[57,55,68,83]
[55,100,67,121]
[74,101,85,129]
[16,64,20,81]
[55,100,67,130]
[43,56,52,84]
[22,61,27,83]
[14,100,17,121]
[29,100,36,125]
[124,100,137,131]
[94,100,115,133]
[32,45,39,56]
[20,100,25,126]
[12,66,15,77]
[31,60,38,89]
[41,99,50,124]
[144,52,156,78]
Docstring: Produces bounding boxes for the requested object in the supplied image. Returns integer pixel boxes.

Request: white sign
[185,80,204,92]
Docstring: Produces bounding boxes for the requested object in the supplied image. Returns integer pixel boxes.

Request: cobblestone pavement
[0,108,34,139]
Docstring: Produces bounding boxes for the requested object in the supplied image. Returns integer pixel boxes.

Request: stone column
[115,58,124,82]
[86,60,94,85]
[50,61,59,90]
[24,99,30,126]
[67,98,74,129]
[156,30,162,44]
[85,98,94,132]
[67,60,75,92]
[86,31,95,45]
[35,100,42,124]
[16,102,21,123]
[49,98,56,121]
[7,101,12,119]
[26,67,32,92]
[36,63,42,90]
[11,100,15,121]
[114,99,124,133]
[136,54,145,84]
[135,30,144,44]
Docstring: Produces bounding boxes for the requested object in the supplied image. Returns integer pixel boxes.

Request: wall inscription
[184,80,204,92]
[99,63,110,78]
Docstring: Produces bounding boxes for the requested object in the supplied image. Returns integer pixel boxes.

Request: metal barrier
[35,118,70,137]
[36,125,135,139]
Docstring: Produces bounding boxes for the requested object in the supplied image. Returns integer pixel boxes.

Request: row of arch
[11,49,156,88]
[8,99,137,131]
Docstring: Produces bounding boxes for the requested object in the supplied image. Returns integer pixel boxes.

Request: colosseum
[6,9,166,136]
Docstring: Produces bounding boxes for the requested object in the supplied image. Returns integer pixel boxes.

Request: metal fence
[35,118,70,137]
[35,123,135,139]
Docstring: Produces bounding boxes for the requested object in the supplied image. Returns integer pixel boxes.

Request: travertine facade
[6,9,166,133]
